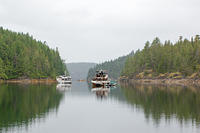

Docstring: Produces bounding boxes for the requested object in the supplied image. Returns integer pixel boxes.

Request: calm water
[0,81,200,133]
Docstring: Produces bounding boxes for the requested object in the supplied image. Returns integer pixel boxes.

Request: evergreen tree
[121,36,200,78]
[0,27,68,79]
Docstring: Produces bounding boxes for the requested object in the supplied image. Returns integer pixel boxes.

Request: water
[0,81,200,133]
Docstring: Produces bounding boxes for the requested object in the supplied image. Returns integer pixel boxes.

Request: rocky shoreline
[0,79,57,84]
[120,78,200,87]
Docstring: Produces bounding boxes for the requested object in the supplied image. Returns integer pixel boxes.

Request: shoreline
[0,79,57,84]
[119,78,200,87]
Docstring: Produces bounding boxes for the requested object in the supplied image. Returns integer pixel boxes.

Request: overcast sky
[0,0,200,63]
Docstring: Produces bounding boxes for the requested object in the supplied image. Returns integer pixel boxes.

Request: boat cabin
[93,70,108,81]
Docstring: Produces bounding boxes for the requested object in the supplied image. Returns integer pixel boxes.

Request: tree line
[88,35,200,80]
[0,27,68,79]
[121,35,200,78]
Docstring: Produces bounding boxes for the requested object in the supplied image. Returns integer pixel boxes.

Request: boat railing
[92,77,108,81]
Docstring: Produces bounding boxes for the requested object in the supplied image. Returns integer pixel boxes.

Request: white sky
[0,0,200,63]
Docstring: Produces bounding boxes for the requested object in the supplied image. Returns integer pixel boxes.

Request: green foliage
[121,36,200,78]
[0,58,7,79]
[0,27,68,79]
[87,51,134,80]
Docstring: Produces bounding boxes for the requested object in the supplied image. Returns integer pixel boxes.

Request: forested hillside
[121,35,200,79]
[87,52,134,81]
[0,27,67,79]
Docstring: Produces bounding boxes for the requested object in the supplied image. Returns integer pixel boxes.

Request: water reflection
[120,81,200,126]
[1,81,200,133]
[0,83,64,132]
[56,84,71,92]
[91,87,110,99]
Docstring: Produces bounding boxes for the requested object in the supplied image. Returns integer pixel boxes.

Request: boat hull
[91,80,110,87]
[57,81,72,84]
[56,78,72,84]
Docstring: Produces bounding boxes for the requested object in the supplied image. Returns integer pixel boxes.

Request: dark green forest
[0,27,67,79]
[121,35,200,79]
[87,51,134,80]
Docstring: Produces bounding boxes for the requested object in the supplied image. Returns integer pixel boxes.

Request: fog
[0,0,199,62]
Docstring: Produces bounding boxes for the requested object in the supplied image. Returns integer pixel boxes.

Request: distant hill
[67,63,96,81]
[87,51,134,81]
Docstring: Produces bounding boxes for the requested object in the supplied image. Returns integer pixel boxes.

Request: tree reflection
[120,82,200,126]
[0,83,64,131]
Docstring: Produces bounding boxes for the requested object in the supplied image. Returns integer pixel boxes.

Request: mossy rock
[167,72,182,78]
[120,76,128,79]
[145,69,153,73]
[173,75,183,79]
[144,69,153,76]
[188,73,200,79]
[136,72,145,79]
[146,73,153,78]
[157,73,168,79]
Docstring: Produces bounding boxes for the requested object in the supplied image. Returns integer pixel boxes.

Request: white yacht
[56,75,72,84]
[91,70,110,87]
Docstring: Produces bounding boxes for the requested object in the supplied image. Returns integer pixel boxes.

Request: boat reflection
[91,87,110,98]
[56,83,71,92]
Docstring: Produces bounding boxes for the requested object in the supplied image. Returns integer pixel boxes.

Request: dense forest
[87,51,134,81]
[121,35,200,79]
[0,27,67,79]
